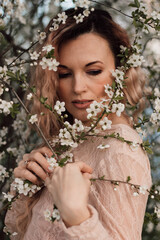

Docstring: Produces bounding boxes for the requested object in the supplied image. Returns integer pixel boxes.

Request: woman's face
[57,33,115,124]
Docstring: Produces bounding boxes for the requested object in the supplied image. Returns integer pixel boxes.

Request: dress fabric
[5,124,152,240]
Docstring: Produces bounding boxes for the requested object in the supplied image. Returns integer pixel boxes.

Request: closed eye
[87,70,102,75]
[58,73,72,78]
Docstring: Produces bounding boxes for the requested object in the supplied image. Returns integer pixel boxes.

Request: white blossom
[115,89,124,98]
[30,51,40,60]
[45,155,58,171]
[139,185,147,195]
[6,147,18,157]
[52,208,61,221]
[39,57,59,71]
[0,85,4,96]
[136,127,146,138]
[44,208,61,222]
[154,88,160,98]
[44,209,52,221]
[99,117,112,130]
[133,192,139,196]
[74,14,85,24]
[111,69,125,81]
[0,165,9,182]
[155,98,160,112]
[57,12,68,24]
[42,45,54,53]
[130,142,140,151]
[12,232,18,236]
[73,119,84,132]
[38,32,46,43]
[60,152,73,163]
[54,100,65,115]
[99,99,110,113]
[151,11,160,20]
[76,0,91,8]
[97,144,110,149]
[27,93,33,100]
[104,84,114,98]
[86,101,101,119]
[150,112,160,125]
[29,114,38,124]
[0,99,13,115]
[59,128,77,148]
[0,126,8,138]
[2,192,14,202]
[83,9,90,17]
[0,19,5,26]
[154,207,160,218]
[51,19,59,31]
[127,54,145,67]
[120,45,127,53]
[11,178,41,196]
[111,103,125,117]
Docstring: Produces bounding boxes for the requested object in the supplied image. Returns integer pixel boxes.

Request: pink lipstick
[72,99,93,109]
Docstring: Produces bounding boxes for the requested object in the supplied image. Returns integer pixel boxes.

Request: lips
[72,99,93,109]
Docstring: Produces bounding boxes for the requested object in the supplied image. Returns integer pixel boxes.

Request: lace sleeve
[58,138,152,240]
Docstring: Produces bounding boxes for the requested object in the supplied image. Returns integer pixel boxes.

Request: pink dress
[5,124,152,240]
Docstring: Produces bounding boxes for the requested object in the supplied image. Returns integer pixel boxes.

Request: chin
[72,112,89,123]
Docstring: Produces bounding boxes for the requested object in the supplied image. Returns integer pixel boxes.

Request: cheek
[57,83,69,101]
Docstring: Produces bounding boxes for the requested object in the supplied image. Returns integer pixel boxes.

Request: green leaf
[129,3,137,8]
[30,86,36,94]
[157,127,160,132]
[127,176,131,183]
[155,25,160,31]
[112,81,116,90]
[44,104,52,111]
[134,0,140,8]
[99,175,105,180]
[46,49,55,58]
[40,97,48,104]
[10,103,20,118]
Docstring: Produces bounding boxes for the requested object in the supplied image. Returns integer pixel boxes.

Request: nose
[73,73,87,94]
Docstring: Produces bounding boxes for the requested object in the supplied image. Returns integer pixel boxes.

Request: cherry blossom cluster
[0,99,13,115]
[44,207,61,222]
[130,0,160,34]
[154,206,160,218]
[45,155,59,171]
[48,0,94,32]
[150,88,160,126]
[11,178,41,197]
[0,0,26,26]
[0,165,9,183]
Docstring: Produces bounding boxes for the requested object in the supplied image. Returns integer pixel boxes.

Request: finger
[44,176,51,186]
[32,146,53,158]
[29,152,52,173]
[74,161,93,174]
[83,172,92,180]
[27,161,48,181]
[18,159,28,168]
[14,167,42,185]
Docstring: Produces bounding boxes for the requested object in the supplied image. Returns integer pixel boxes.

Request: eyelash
[58,70,102,79]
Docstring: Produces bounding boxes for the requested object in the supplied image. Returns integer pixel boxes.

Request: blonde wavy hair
[16,7,147,238]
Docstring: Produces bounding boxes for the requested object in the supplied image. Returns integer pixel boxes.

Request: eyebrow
[58,61,103,69]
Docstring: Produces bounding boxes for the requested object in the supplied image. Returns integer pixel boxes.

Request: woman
[5,8,152,240]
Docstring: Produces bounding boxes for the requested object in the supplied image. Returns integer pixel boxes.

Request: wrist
[62,205,91,228]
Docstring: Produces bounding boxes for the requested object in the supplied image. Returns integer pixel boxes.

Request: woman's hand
[45,161,93,227]
[14,147,53,185]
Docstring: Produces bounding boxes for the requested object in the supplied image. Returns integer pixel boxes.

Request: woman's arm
[56,141,152,240]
